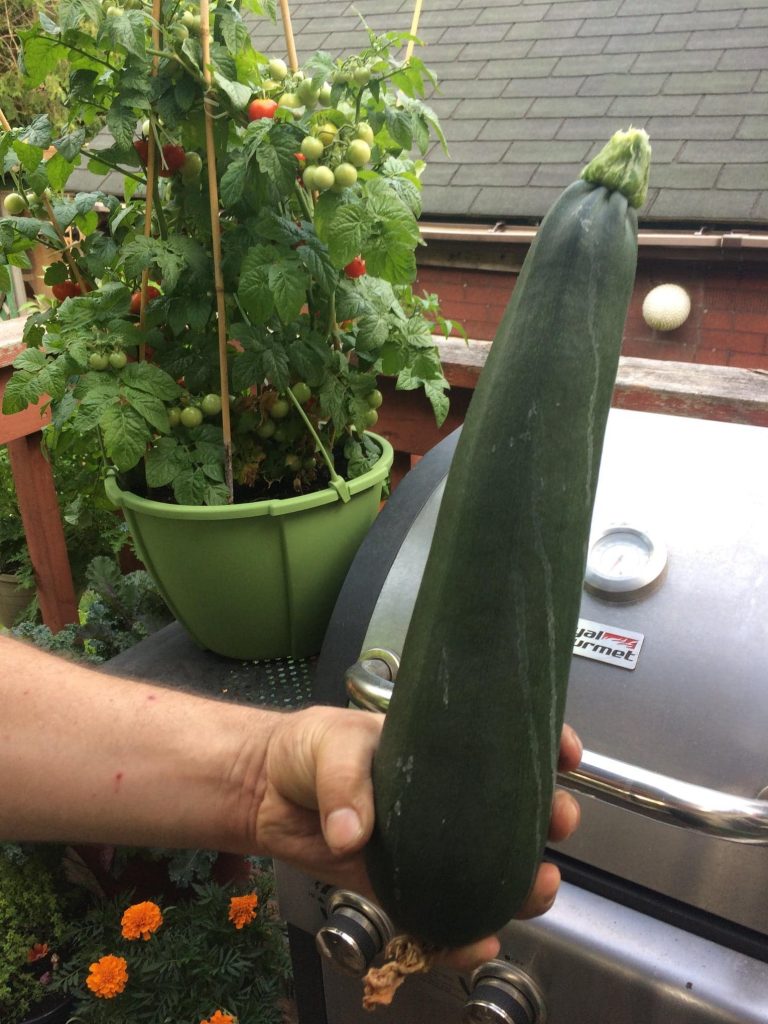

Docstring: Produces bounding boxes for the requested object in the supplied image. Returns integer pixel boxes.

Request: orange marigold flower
[120,900,163,941]
[227,893,259,929]
[200,1012,236,1024]
[27,943,49,963]
[86,954,128,998]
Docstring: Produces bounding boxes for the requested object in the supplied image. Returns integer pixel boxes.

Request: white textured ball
[642,284,691,332]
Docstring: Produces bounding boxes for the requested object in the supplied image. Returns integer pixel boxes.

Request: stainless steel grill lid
[344,409,768,936]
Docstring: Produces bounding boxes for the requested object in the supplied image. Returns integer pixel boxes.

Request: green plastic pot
[105,433,393,660]
[0,572,33,628]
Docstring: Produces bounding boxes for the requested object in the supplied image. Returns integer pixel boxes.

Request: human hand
[254,706,582,970]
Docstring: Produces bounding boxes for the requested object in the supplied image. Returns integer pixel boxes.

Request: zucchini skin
[365,179,639,948]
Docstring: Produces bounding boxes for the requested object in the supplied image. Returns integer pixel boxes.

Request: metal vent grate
[212,656,316,709]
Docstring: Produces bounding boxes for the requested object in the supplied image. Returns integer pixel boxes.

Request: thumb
[313,710,382,856]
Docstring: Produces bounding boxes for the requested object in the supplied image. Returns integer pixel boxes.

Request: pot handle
[344,652,768,846]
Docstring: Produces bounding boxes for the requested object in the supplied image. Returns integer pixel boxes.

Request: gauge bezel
[584,524,668,598]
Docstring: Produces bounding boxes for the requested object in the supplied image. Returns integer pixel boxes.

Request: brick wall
[416,258,768,372]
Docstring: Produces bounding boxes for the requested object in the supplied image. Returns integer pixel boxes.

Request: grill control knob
[464,961,547,1024]
[315,890,394,977]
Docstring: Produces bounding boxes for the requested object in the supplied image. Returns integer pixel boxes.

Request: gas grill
[275,407,768,1024]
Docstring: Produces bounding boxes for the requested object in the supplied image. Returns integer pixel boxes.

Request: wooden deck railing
[378,339,768,488]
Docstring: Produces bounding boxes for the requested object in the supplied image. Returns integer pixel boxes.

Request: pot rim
[105,431,393,521]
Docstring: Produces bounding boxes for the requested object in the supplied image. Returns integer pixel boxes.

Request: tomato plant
[0,6,455,506]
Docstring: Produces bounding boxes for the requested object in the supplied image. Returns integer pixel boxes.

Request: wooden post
[0,320,78,631]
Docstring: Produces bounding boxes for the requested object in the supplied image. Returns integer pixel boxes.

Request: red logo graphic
[602,631,638,649]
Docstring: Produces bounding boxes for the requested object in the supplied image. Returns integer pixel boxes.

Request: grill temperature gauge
[584,525,667,599]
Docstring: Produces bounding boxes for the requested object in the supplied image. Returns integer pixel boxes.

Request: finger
[314,711,382,856]
[516,861,561,919]
[558,723,583,772]
[548,788,580,842]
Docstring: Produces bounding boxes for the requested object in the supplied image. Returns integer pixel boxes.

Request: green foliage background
[0,0,67,130]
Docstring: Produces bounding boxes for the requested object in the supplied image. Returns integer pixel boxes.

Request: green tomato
[291,381,312,405]
[366,388,383,410]
[268,58,289,81]
[257,419,276,439]
[180,406,204,428]
[364,408,379,428]
[333,162,358,188]
[124,0,142,8]
[181,151,203,181]
[89,353,109,371]
[168,407,182,427]
[297,79,319,106]
[355,122,375,146]
[270,397,291,420]
[278,93,301,111]
[3,192,26,215]
[317,82,333,106]
[301,165,319,191]
[353,66,371,86]
[106,5,122,15]
[201,393,222,417]
[171,22,189,41]
[313,165,335,192]
[108,350,128,369]
[317,122,338,147]
[301,135,325,162]
[285,452,302,472]
[346,139,371,168]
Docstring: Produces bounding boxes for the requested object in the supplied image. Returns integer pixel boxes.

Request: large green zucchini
[365,129,651,949]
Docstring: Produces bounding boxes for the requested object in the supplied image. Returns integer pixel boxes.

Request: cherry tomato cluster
[89,350,128,371]
[51,280,83,301]
[129,286,161,315]
[168,393,223,429]
[298,122,374,196]
[133,139,189,178]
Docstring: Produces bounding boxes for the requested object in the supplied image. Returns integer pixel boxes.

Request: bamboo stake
[279,0,299,72]
[138,0,163,355]
[0,104,87,293]
[200,0,234,502]
[405,0,424,62]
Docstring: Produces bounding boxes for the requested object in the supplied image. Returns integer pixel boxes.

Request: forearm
[0,635,274,852]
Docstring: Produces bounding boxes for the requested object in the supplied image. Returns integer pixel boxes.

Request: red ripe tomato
[247,98,278,121]
[159,144,186,177]
[294,152,306,163]
[51,281,81,301]
[344,256,366,279]
[129,286,161,315]
[133,139,149,164]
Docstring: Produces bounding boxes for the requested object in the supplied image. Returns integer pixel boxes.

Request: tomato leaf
[99,403,151,470]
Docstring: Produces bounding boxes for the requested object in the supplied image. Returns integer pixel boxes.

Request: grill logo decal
[573,619,644,670]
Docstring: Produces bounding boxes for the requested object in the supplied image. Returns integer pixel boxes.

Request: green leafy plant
[0,845,70,1024]
[0,0,67,132]
[0,430,133,625]
[0,1,456,505]
[54,874,291,1024]
[12,555,173,660]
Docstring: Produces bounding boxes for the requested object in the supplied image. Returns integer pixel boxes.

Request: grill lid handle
[345,653,768,846]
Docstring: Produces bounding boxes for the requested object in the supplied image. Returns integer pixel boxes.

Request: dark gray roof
[250,0,768,226]
[70,1,768,227]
